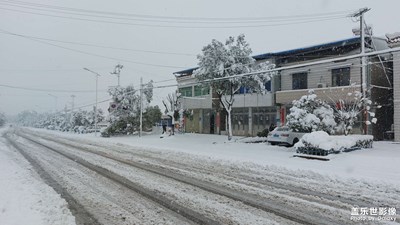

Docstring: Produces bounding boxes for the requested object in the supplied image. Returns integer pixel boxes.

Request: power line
[0,1,352,24]
[0,7,349,29]
[0,67,109,72]
[0,28,188,69]
[0,83,106,93]
[0,30,195,57]
[0,0,354,22]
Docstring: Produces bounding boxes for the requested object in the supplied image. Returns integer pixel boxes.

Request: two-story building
[386,32,400,142]
[174,57,279,136]
[272,36,392,139]
[174,36,394,140]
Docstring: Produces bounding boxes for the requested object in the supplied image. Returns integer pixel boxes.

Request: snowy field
[1,126,399,224]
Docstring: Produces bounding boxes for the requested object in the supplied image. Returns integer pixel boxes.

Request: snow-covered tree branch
[106,83,153,135]
[162,92,181,135]
[194,34,275,140]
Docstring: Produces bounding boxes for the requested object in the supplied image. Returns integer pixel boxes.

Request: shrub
[257,128,269,137]
[295,131,373,155]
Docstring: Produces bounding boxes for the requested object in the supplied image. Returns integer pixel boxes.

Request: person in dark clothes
[162,119,167,134]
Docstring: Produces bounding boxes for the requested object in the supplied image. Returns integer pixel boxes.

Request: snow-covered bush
[70,108,104,131]
[257,128,269,137]
[295,131,373,155]
[106,83,154,135]
[286,90,336,134]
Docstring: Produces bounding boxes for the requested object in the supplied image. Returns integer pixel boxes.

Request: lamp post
[83,67,101,136]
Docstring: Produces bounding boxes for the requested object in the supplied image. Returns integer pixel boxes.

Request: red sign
[280,108,285,126]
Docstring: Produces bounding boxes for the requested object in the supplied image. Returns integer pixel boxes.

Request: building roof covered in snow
[174,37,362,77]
[386,32,400,46]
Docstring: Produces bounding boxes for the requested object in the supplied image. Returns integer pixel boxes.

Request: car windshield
[276,127,290,132]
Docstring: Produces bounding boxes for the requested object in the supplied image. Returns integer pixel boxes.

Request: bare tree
[323,83,377,135]
[162,92,180,135]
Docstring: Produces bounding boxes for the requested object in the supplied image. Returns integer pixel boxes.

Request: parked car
[266,126,307,146]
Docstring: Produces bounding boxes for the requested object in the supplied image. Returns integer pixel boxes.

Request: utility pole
[139,77,143,137]
[83,68,101,137]
[110,64,123,86]
[360,8,370,99]
[351,7,370,134]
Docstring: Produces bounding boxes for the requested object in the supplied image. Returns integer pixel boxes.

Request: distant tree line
[13,83,162,136]
[0,112,6,127]
[14,107,104,133]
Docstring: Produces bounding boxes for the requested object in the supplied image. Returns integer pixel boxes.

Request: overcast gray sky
[1,0,399,115]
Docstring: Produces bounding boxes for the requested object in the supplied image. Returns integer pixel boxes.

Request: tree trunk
[220,95,233,141]
[227,107,232,140]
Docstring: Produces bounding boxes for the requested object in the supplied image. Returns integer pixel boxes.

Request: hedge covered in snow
[295,131,373,155]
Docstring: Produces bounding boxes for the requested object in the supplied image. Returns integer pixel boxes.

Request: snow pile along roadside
[0,128,76,225]
[295,131,373,155]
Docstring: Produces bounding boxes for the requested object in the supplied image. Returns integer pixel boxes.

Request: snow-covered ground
[0,127,76,225]
[1,126,399,224]
[32,127,400,187]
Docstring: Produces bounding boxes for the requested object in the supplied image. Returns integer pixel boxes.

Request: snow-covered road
[2,127,398,224]
[0,128,76,225]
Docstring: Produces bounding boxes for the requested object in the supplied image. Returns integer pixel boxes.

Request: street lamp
[48,93,58,112]
[83,67,101,136]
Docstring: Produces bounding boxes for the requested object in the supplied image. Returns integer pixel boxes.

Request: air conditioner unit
[317,83,327,88]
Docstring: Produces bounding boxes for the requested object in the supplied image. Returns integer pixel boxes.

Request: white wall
[280,58,361,91]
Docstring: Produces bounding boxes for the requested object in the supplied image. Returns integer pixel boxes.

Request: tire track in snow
[4,134,100,225]
[17,129,352,225]
[24,128,393,210]
[11,131,222,225]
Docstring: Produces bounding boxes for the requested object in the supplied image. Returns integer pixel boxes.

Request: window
[178,87,192,97]
[238,86,251,94]
[194,85,210,96]
[264,80,271,92]
[332,67,350,87]
[292,72,308,90]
